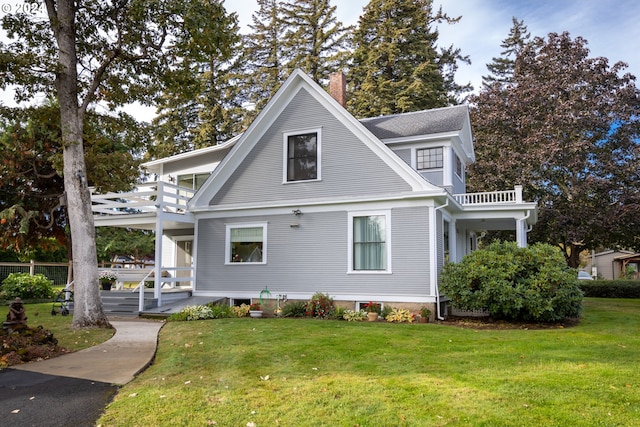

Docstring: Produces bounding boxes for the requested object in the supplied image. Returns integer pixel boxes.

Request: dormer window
[455,154,463,178]
[417,147,443,170]
[284,129,321,182]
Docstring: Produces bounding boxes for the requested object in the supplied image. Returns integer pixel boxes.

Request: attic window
[455,154,463,178]
[417,147,443,170]
[284,129,321,182]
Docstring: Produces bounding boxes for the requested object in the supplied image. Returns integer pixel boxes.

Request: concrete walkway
[12,318,165,385]
[1,318,164,425]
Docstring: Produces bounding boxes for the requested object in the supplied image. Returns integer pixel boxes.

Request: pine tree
[240,0,289,125]
[348,0,470,117]
[149,4,242,158]
[482,17,531,88]
[280,0,352,84]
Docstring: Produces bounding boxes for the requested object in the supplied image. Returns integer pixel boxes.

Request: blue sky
[230,0,639,94]
[1,0,637,118]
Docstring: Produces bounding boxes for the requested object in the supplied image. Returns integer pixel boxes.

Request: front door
[176,240,193,286]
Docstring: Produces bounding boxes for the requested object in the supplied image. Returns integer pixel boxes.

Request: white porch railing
[91,182,196,216]
[453,185,523,206]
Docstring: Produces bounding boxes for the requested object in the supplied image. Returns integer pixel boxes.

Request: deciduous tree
[469,32,640,267]
[0,0,237,328]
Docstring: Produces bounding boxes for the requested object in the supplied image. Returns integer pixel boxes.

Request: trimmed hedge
[579,280,640,298]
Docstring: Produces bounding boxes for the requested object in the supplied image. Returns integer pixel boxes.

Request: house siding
[392,147,411,167]
[209,88,412,206]
[162,149,230,177]
[195,206,432,299]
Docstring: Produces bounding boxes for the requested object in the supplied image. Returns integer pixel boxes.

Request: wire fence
[0,261,72,286]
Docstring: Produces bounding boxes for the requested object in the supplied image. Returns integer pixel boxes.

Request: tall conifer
[348,0,469,117]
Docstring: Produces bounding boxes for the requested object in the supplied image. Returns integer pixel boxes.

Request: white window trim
[282,127,322,184]
[454,153,464,180]
[225,222,268,265]
[347,210,392,274]
[416,146,444,171]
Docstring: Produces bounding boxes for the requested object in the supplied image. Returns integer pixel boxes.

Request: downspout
[432,199,449,321]
[516,210,531,247]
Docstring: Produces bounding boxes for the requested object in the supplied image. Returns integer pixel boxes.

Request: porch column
[516,217,528,248]
[154,217,163,308]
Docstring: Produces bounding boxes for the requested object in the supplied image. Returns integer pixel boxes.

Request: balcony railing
[453,185,523,206]
[91,182,196,216]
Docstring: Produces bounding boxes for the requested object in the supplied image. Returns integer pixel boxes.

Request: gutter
[432,199,449,321]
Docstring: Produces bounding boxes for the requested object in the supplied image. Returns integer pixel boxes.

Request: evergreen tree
[240,0,289,125]
[482,17,531,88]
[149,4,243,158]
[348,0,470,117]
[281,0,352,84]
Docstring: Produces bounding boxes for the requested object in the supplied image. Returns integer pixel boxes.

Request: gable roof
[141,134,242,175]
[360,105,475,163]
[189,69,444,210]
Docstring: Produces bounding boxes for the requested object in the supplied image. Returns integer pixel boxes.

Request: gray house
[181,70,537,317]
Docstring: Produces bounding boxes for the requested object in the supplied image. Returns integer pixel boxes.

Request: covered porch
[92,181,196,311]
[449,185,537,261]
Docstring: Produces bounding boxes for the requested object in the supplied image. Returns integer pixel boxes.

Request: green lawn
[98,298,640,426]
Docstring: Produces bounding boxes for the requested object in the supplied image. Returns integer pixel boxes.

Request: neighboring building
[584,250,640,280]
[92,70,537,317]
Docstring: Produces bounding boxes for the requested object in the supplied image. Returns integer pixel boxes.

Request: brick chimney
[329,71,347,107]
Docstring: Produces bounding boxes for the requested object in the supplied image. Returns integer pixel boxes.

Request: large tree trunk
[50,0,110,328]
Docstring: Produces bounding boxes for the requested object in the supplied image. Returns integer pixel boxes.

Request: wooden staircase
[99,289,192,317]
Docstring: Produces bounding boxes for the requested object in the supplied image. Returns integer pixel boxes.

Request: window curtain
[353,216,386,270]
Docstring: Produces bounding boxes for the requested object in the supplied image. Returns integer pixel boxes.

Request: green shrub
[305,292,335,319]
[168,304,234,321]
[206,303,234,319]
[280,301,307,318]
[579,280,640,298]
[440,241,583,322]
[380,304,392,319]
[331,306,347,320]
[1,273,55,300]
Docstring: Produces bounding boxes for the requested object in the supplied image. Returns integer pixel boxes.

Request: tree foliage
[482,17,530,88]
[347,0,471,117]
[280,0,352,83]
[239,0,352,126]
[148,1,244,158]
[0,105,143,257]
[96,227,155,263]
[469,32,640,267]
[0,0,239,328]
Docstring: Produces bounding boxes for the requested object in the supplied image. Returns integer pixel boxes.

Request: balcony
[91,182,196,229]
[453,185,523,206]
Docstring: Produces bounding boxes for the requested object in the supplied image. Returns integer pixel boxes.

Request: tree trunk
[51,0,110,329]
[564,242,583,269]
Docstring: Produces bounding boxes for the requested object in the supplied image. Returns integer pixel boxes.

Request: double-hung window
[349,211,391,273]
[226,223,267,264]
[284,129,321,182]
[417,147,443,170]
